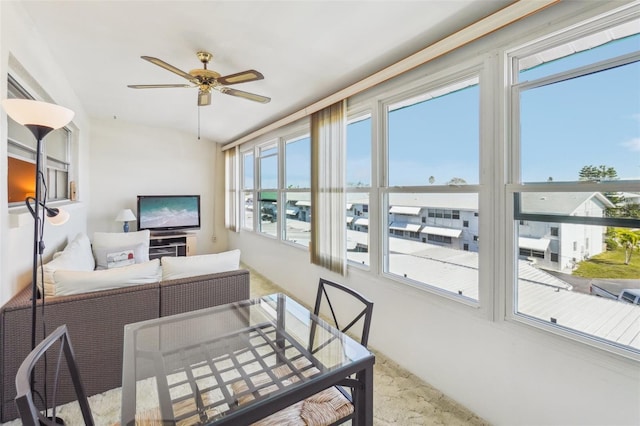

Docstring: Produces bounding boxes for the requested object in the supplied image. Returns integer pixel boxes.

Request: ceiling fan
[128,51,270,106]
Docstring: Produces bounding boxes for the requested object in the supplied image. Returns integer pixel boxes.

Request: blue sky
[267,33,639,189]
[348,34,640,186]
[521,34,640,182]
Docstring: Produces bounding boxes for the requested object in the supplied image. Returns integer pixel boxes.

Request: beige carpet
[3,266,488,425]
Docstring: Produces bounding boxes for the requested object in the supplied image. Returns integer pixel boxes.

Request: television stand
[149,232,196,259]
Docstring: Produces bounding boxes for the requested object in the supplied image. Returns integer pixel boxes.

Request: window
[284,134,311,247]
[241,128,312,247]
[346,114,371,266]
[384,75,480,300]
[241,151,254,230]
[509,15,640,353]
[257,143,278,237]
[463,220,469,228]
[7,77,71,205]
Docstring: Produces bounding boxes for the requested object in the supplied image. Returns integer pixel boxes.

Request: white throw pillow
[38,233,95,297]
[92,230,150,263]
[52,259,161,296]
[93,243,147,270]
[161,249,241,281]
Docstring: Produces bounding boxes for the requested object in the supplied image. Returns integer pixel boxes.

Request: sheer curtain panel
[310,100,347,275]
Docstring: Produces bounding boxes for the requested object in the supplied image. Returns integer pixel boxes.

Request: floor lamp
[2,99,74,352]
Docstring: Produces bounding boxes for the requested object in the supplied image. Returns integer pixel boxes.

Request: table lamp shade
[2,99,74,129]
[116,209,136,222]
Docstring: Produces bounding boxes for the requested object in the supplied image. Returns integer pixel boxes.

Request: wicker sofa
[0,268,250,422]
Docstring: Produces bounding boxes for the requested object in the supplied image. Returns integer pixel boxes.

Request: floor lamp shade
[2,99,74,130]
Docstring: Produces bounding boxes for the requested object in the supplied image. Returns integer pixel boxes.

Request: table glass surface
[121,293,373,425]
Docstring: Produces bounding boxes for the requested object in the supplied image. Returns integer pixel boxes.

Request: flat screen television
[137,195,201,233]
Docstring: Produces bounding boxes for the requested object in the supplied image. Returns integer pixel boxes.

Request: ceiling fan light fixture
[198,90,212,107]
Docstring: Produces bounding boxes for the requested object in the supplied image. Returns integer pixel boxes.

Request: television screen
[137,195,201,232]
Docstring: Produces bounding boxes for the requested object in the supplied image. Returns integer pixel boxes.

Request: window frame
[505,7,640,359]
[283,130,311,248]
[240,149,255,231]
[7,75,72,206]
[346,110,373,269]
[379,65,483,305]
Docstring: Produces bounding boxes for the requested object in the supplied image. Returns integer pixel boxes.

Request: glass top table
[121,293,375,425]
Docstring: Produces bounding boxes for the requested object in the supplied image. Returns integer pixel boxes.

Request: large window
[346,114,371,266]
[509,16,640,352]
[7,77,71,205]
[383,76,480,300]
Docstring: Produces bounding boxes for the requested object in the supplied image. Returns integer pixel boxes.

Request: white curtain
[224,146,239,232]
[310,100,346,275]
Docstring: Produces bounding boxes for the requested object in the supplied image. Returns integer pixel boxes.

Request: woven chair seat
[231,359,353,426]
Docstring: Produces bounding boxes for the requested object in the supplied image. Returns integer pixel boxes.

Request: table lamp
[116,209,136,232]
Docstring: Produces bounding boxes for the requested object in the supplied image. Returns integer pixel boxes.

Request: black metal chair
[235,279,374,426]
[15,325,95,426]
[312,278,374,349]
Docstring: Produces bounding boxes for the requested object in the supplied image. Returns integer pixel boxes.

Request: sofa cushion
[161,250,241,281]
[92,230,150,263]
[52,259,161,296]
[38,233,95,297]
[93,243,147,270]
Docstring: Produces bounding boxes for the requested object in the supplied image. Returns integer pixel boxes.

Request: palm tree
[616,229,640,265]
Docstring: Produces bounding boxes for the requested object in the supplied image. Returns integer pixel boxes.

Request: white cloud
[621,137,640,152]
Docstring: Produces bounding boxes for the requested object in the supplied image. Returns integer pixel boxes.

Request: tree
[615,229,640,265]
[428,176,435,184]
[578,165,623,205]
[609,202,640,219]
[446,177,467,185]
[579,165,618,181]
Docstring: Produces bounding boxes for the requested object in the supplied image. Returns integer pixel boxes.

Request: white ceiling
[19,0,513,144]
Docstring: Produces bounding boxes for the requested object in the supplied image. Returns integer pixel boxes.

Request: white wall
[0,2,90,305]
[227,2,640,425]
[88,118,228,254]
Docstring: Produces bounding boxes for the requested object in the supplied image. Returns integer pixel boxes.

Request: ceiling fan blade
[219,87,271,103]
[141,56,198,83]
[198,90,212,106]
[127,84,192,89]
[217,70,264,85]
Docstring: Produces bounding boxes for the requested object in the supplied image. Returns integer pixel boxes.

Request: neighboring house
[620,191,640,205]
[342,192,611,272]
[518,192,613,271]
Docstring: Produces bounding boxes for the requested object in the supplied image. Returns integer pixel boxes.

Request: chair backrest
[313,278,374,347]
[15,325,94,426]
